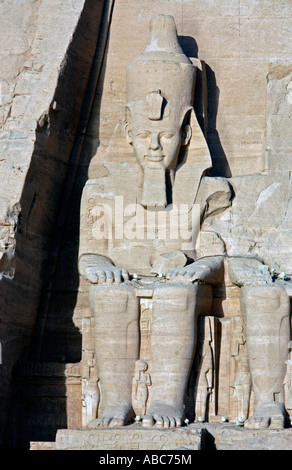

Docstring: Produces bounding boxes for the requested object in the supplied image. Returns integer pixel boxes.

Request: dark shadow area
[179,35,198,59]
[29,0,113,365]
[179,35,231,178]
[214,316,222,417]
[79,32,110,167]
[205,65,232,178]
[11,363,68,450]
[200,428,217,451]
[185,316,211,424]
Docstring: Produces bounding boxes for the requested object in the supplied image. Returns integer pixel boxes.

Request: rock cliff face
[0,0,98,262]
[0,0,106,448]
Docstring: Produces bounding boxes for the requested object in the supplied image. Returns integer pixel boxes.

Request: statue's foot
[244,401,288,430]
[142,402,183,428]
[87,404,134,428]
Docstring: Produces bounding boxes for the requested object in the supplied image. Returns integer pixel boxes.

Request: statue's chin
[143,155,165,171]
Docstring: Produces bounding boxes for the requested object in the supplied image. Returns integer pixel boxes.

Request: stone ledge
[30,441,56,450]
[192,423,292,450]
[55,424,203,451]
[55,423,292,450]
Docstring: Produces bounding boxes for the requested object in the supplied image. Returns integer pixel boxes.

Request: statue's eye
[136,132,150,139]
[161,133,174,139]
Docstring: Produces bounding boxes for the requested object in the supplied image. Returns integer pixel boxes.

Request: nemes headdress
[126,14,195,122]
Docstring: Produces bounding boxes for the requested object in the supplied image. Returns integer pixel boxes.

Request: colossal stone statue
[78,14,232,429]
[204,63,292,430]
[228,257,291,429]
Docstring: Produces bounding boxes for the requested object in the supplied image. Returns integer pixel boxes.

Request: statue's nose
[149,133,161,151]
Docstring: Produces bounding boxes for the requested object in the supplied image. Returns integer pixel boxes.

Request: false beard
[140,162,167,209]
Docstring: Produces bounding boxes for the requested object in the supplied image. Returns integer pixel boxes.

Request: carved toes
[244,416,271,430]
[142,412,182,428]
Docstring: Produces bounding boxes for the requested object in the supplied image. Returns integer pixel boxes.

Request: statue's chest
[110,202,195,246]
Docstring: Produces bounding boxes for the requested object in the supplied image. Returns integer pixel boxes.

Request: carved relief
[139,299,152,362]
[190,317,214,423]
[284,357,292,411]
[230,315,252,424]
[81,318,100,426]
[133,359,151,419]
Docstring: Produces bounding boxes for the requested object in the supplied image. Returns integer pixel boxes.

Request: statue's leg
[88,283,139,428]
[241,285,290,429]
[142,282,212,428]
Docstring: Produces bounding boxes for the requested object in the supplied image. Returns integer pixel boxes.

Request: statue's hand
[79,255,130,284]
[228,257,273,287]
[166,257,224,284]
[231,269,273,287]
[166,264,212,284]
[84,266,130,284]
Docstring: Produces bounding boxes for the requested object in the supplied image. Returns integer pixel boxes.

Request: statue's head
[125,15,196,208]
[125,91,192,172]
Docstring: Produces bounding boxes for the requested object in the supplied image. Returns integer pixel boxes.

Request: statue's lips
[145,154,164,162]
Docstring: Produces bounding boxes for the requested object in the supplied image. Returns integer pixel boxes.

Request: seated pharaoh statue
[78,14,232,428]
[228,256,291,430]
[209,169,292,430]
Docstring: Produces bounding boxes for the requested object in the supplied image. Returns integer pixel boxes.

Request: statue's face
[126,106,191,171]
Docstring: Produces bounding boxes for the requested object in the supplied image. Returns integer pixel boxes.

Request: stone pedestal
[55,423,292,451]
[30,442,56,450]
[200,423,292,450]
[55,424,203,450]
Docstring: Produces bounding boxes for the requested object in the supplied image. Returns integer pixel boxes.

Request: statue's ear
[125,122,132,145]
[181,124,192,146]
[124,106,133,144]
[180,107,192,146]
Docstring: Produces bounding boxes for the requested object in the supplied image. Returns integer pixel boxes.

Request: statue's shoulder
[83,170,110,192]
[81,169,112,208]
[199,175,233,196]
[196,175,233,218]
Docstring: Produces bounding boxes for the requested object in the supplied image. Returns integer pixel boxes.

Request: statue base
[55,422,292,450]
[201,423,292,450]
[55,423,203,450]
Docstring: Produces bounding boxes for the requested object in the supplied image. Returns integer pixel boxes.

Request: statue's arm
[228,256,272,286]
[79,253,114,275]
[189,255,224,284]
[146,374,151,386]
[78,253,129,284]
[166,226,226,284]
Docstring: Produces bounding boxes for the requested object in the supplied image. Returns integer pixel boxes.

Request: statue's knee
[152,282,199,312]
[154,282,198,297]
[195,284,213,316]
[90,284,137,314]
[241,285,289,316]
